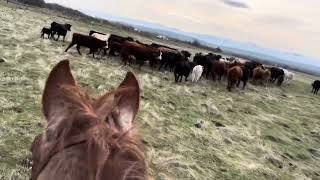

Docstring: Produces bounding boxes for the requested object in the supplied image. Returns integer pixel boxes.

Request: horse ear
[113,72,140,132]
[42,60,76,121]
[93,72,140,133]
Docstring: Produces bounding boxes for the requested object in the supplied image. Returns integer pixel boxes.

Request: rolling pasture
[0,2,320,179]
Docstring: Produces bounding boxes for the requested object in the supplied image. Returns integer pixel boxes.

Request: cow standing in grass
[91,33,110,56]
[311,80,320,94]
[120,41,162,70]
[227,66,243,92]
[50,22,72,41]
[174,61,196,83]
[65,33,107,58]
[191,65,203,83]
[108,34,134,56]
[253,66,271,86]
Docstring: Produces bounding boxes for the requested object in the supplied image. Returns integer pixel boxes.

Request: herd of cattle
[41,22,320,92]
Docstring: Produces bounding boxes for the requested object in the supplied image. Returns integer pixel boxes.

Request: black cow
[108,34,134,56]
[65,33,107,58]
[269,67,285,85]
[50,22,72,41]
[239,65,250,89]
[193,53,221,78]
[311,80,320,94]
[89,30,106,36]
[174,61,196,83]
[41,27,52,39]
[158,48,183,71]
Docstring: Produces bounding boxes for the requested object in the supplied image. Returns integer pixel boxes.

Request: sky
[45,0,320,60]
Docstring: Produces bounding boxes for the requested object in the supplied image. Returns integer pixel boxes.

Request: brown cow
[227,66,243,92]
[212,60,227,81]
[252,66,271,86]
[65,33,107,58]
[30,60,146,180]
[120,41,161,70]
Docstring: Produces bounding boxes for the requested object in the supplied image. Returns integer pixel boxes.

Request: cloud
[220,0,250,9]
[255,15,305,27]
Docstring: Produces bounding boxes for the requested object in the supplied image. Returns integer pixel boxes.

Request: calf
[50,22,72,41]
[174,61,196,83]
[253,67,271,86]
[311,80,320,94]
[65,33,107,58]
[40,27,52,39]
[191,65,203,83]
[227,66,243,92]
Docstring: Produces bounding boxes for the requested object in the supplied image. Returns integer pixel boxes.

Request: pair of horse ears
[42,60,140,132]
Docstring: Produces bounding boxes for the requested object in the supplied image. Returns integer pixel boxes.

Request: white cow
[191,65,203,83]
[283,69,294,84]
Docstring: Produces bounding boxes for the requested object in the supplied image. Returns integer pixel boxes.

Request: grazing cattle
[191,65,203,83]
[283,69,294,85]
[108,34,134,56]
[89,30,106,36]
[40,27,52,39]
[227,66,243,92]
[252,67,271,86]
[120,41,161,70]
[30,60,146,180]
[270,67,285,85]
[193,53,221,78]
[211,60,227,81]
[311,80,320,94]
[50,22,72,41]
[158,47,184,71]
[65,33,107,58]
[174,61,196,83]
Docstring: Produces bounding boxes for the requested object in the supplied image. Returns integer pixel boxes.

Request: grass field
[0,2,320,180]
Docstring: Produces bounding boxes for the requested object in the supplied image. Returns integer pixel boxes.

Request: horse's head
[31,60,146,180]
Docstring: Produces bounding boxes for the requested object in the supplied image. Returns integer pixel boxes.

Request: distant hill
[10,0,320,75]
[15,0,45,7]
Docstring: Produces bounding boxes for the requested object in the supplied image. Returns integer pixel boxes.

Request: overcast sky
[45,0,319,59]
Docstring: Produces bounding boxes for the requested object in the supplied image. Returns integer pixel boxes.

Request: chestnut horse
[30,60,146,180]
